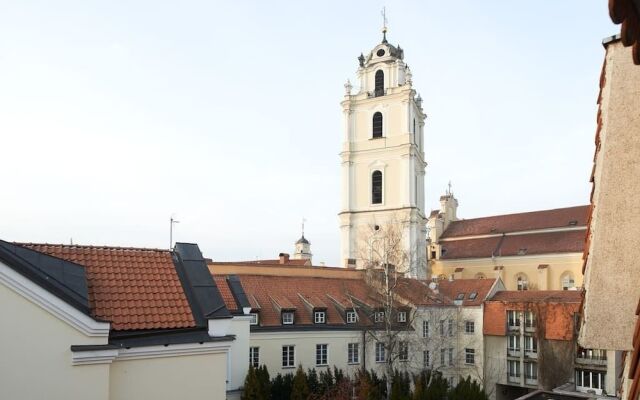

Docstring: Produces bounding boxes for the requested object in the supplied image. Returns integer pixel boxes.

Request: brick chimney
[279,253,290,264]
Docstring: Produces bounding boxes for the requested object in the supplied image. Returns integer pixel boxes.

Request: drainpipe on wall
[362,328,367,370]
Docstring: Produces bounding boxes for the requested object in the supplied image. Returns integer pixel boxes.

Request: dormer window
[374,311,385,323]
[314,311,326,324]
[282,311,294,325]
[397,311,407,323]
[346,310,357,324]
[249,313,259,325]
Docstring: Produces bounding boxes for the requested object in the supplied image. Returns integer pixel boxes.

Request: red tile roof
[218,274,376,327]
[213,259,310,266]
[396,278,496,307]
[441,206,589,238]
[19,243,195,331]
[440,230,586,259]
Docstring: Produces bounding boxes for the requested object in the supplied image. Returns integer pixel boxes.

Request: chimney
[279,253,290,264]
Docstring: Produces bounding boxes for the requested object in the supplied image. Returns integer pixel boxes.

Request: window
[465,348,475,365]
[508,360,521,378]
[374,70,384,96]
[372,112,383,138]
[524,336,537,353]
[576,369,606,392]
[508,335,521,351]
[423,350,430,367]
[249,347,260,368]
[507,310,520,328]
[474,272,486,279]
[469,291,478,299]
[448,348,454,365]
[282,311,294,325]
[422,320,429,338]
[314,311,326,324]
[465,320,475,334]
[448,319,454,336]
[316,344,328,366]
[372,171,383,204]
[525,362,538,380]
[249,313,259,325]
[399,341,409,362]
[439,320,445,336]
[440,348,446,366]
[374,310,385,323]
[397,311,407,323]
[375,342,385,363]
[282,345,295,368]
[577,348,607,361]
[525,311,535,328]
[562,273,575,290]
[348,343,359,364]
[346,310,357,324]
[455,293,465,301]
[516,274,528,291]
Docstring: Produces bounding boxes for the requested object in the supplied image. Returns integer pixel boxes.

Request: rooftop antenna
[381,7,388,43]
[170,215,180,250]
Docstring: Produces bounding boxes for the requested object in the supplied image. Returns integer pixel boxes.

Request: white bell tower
[338,27,427,278]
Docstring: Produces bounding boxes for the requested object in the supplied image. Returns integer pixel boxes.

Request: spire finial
[447,181,453,196]
[381,7,388,43]
[301,217,306,238]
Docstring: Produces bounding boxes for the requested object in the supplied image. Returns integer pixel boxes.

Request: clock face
[376,49,385,57]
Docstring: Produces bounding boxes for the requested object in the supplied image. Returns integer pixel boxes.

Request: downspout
[362,328,367,370]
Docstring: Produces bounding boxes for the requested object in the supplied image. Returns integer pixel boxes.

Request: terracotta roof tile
[490,290,582,303]
[441,205,589,238]
[227,275,374,327]
[213,276,238,312]
[18,243,195,331]
[441,230,586,259]
[395,278,496,307]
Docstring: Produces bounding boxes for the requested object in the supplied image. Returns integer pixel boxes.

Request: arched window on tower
[372,170,383,204]
[375,70,384,97]
[372,112,383,138]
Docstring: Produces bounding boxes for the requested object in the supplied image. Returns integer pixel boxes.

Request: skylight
[469,292,478,300]
[456,293,464,300]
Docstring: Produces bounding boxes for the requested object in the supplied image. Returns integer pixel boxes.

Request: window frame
[315,344,328,366]
[348,343,360,364]
[282,345,295,368]
[371,170,383,205]
[422,320,429,338]
[508,335,521,351]
[398,341,409,362]
[397,311,407,323]
[372,112,383,138]
[314,310,326,324]
[374,311,385,323]
[423,350,430,368]
[465,320,475,334]
[282,311,294,325]
[346,310,357,324]
[249,313,259,325]
[465,348,475,365]
[249,346,260,368]
[375,342,385,363]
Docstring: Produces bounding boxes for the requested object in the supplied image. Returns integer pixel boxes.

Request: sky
[0,1,616,266]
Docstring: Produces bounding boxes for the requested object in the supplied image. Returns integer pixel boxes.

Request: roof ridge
[16,242,170,253]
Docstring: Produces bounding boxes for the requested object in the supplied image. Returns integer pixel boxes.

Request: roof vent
[568,220,578,226]
[517,248,527,255]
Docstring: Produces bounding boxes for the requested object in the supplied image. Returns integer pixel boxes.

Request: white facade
[339,35,427,278]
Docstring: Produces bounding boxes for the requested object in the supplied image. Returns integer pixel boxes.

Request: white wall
[0,280,110,400]
[228,315,251,393]
[109,351,228,400]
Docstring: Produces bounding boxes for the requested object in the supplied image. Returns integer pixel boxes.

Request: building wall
[0,282,110,400]
[228,315,251,394]
[431,253,583,291]
[580,38,640,351]
[250,330,366,377]
[109,351,228,400]
[484,335,508,400]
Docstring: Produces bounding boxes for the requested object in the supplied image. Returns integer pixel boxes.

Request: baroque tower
[339,29,427,278]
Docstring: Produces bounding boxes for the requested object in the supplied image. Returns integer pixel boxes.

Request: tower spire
[381,7,388,43]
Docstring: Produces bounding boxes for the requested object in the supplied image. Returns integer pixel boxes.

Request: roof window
[468,292,478,300]
[569,220,578,226]
[455,293,465,300]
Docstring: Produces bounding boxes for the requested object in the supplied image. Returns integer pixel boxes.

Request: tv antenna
[170,215,180,250]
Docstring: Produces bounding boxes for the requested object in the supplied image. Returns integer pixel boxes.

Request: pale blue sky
[0,1,615,265]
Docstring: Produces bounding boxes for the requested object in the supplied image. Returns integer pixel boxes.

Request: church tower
[339,27,427,278]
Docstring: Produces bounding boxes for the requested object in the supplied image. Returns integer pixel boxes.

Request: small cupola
[292,219,312,262]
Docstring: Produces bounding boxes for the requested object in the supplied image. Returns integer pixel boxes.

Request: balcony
[575,355,607,366]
